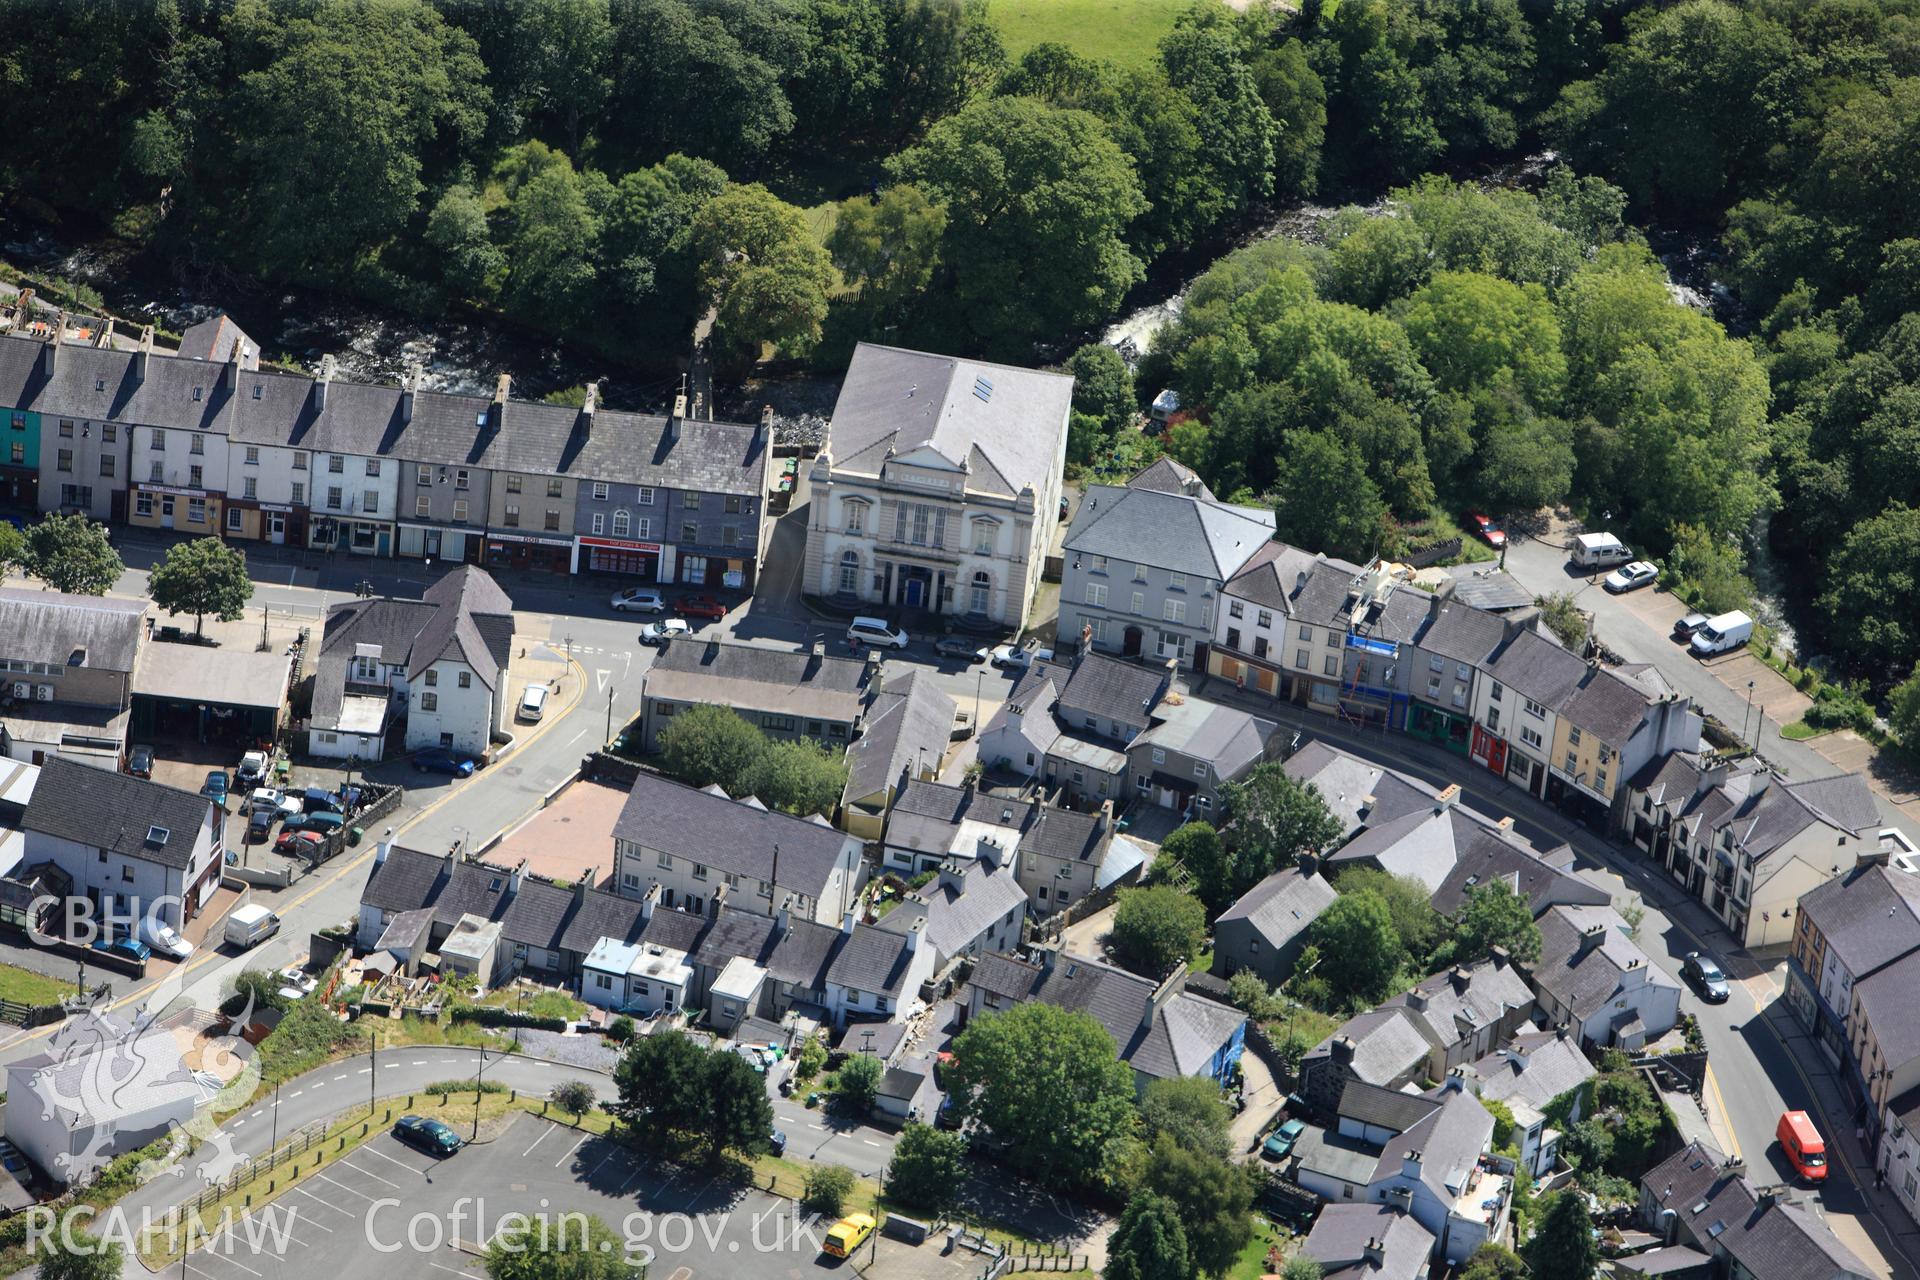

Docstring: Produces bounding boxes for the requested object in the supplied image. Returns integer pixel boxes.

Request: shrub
[607,1016,636,1043]
[448,1006,568,1032]
[837,1052,883,1111]
[551,1080,597,1121]
[801,1164,856,1217]
[795,1033,828,1081]
[424,1079,506,1098]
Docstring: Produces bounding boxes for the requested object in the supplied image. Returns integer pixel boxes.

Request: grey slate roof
[1465,1029,1595,1111]
[825,921,923,997]
[1852,946,1920,1072]
[878,855,1025,963]
[1644,1140,1873,1280]
[650,638,870,726]
[0,332,766,494]
[1337,1080,1440,1133]
[1215,867,1337,949]
[23,756,214,870]
[1219,539,1337,613]
[1610,1246,1715,1276]
[1066,482,1276,580]
[844,670,955,804]
[1283,739,1441,835]
[1056,652,1169,734]
[1127,456,1212,500]
[966,953,1245,1081]
[1413,597,1510,668]
[1375,1084,1493,1204]
[176,315,255,365]
[1484,628,1586,706]
[1559,666,1656,745]
[311,567,512,727]
[1131,697,1277,779]
[1797,863,1920,979]
[612,771,855,900]
[826,343,1071,498]
[1534,905,1679,1020]
[1303,1007,1432,1087]
[1302,1204,1434,1280]
[1380,955,1533,1051]
[1442,566,1534,612]
[0,588,146,674]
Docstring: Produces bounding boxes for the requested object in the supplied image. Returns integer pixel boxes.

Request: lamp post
[473,1044,487,1138]
[1744,679,1758,751]
[605,686,615,746]
[369,1027,378,1114]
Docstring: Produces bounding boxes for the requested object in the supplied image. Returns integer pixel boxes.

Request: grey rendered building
[1058,467,1276,669]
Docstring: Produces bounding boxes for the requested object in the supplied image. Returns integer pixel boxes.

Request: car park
[847,616,910,649]
[677,595,729,621]
[139,917,193,960]
[1604,561,1659,593]
[127,745,154,779]
[289,811,345,836]
[392,1115,464,1157]
[609,587,666,613]
[934,635,990,662]
[302,786,344,814]
[1262,1118,1307,1161]
[236,751,270,787]
[247,787,304,818]
[1467,512,1506,548]
[1673,612,1711,641]
[92,934,151,964]
[275,829,326,855]
[414,747,480,776]
[200,771,229,808]
[638,618,692,647]
[991,640,1053,671]
[1681,951,1730,1003]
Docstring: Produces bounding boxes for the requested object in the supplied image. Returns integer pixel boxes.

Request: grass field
[990,0,1190,70]
[0,962,77,1007]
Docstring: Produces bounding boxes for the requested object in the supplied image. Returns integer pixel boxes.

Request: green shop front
[1405,700,1472,755]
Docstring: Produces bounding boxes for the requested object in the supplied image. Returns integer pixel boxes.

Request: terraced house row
[0,308,772,588]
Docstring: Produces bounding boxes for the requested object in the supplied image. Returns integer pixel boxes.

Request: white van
[225,904,280,950]
[1571,532,1634,569]
[1690,611,1754,658]
[518,682,549,722]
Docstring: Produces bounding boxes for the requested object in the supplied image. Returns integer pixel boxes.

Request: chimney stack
[41,310,65,374]
[223,343,241,391]
[1361,1237,1385,1268]
[938,856,966,897]
[1331,1035,1356,1066]
[374,827,395,868]
[904,917,923,952]
[400,361,422,424]
[491,373,511,429]
[508,858,528,896]
[1435,783,1461,811]
[1141,963,1189,1033]
[756,403,773,449]
[775,894,793,939]
[581,379,599,427]
[133,325,155,385]
[1406,987,1429,1013]
[314,354,337,412]
[641,881,661,922]
[1578,920,1606,957]
[667,393,686,444]
[840,909,857,936]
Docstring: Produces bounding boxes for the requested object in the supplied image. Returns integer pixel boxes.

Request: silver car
[611,587,666,613]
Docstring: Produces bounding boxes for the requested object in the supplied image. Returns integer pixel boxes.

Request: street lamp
[1744,680,1758,751]
[473,1043,487,1138]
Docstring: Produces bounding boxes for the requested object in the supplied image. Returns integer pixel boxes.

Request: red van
[1777,1110,1828,1182]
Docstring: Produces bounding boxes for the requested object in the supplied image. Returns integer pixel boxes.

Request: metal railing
[166,1118,330,1222]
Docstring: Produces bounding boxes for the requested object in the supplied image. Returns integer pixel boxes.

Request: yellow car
[822,1212,877,1258]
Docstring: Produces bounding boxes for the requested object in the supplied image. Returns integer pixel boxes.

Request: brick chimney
[581,379,599,432]
[41,310,65,374]
[132,324,154,386]
[1577,919,1606,957]
[1361,1237,1385,1268]
[1141,963,1189,1034]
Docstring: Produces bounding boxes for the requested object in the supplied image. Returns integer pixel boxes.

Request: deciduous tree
[1453,880,1542,965]
[1307,890,1405,1006]
[485,1211,630,1280]
[1139,1076,1232,1161]
[885,1122,966,1212]
[24,514,124,597]
[1104,1193,1191,1280]
[688,183,834,366]
[147,536,253,638]
[1111,886,1208,978]
[1527,1189,1601,1280]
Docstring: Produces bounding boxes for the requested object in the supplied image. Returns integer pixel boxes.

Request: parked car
[200,771,229,808]
[92,934,151,964]
[392,1115,464,1157]
[246,809,276,843]
[934,635,990,662]
[288,811,345,836]
[1604,561,1659,593]
[848,616,910,650]
[990,641,1053,671]
[1262,1118,1307,1162]
[609,587,666,613]
[638,618,692,647]
[302,786,344,814]
[1571,532,1634,569]
[768,1129,787,1156]
[236,751,270,787]
[247,787,304,818]
[277,966,318,1001]
[275,830,326,855]
[1681,951,1730,1004]
[1467,512,1507,548]
[127,745,154,779]
[1673,612,1712,641]
[138,916,194,960]
[413,747,480,777]
[822,1213,876,1259]
[677,595,729,621]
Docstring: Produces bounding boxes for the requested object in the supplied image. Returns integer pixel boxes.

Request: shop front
[309,514,393,557]
[398,523,481,564]
[223,500,308,546]
[1469,724,1509,776]
[572,535,673,581]
[1505,749,1544,798]
[486,531,573,574]
[1209,651,1285,699]
[677,550,751,590]
[1405,701,1472,754]
[129,484,222,536]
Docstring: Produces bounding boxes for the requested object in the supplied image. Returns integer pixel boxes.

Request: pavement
[1197,682,1920,1279]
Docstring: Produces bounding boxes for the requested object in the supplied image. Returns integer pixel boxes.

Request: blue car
[92,935,152,964]
[200,771,229,808]
[413,747,479,777]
